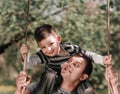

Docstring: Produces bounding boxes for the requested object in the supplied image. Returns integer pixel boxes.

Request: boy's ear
[57,35,62,43]
[80,74,88,81]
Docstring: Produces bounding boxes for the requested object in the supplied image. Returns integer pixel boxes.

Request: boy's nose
[48,47,51,51]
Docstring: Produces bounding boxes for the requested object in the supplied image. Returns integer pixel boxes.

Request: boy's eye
[41,46,46,49]
[50,42,54,46]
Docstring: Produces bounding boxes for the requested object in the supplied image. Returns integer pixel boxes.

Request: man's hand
[105,66,119,86]
[15,71,31,94]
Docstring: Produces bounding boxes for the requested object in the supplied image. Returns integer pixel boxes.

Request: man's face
[61,56,87,82]
[37,33,61,57]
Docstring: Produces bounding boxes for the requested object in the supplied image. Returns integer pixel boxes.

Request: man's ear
[80,74,88,81]
[57,35,62,43]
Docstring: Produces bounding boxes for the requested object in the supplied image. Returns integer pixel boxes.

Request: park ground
[0,85,107,94]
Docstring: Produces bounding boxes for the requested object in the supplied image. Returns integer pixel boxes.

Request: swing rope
[106,0,114,94]
[21,0,30,94]
[22,0,30,72]
[106,0,111,55]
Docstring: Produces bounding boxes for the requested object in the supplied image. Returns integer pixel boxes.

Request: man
[14,54,95,94]
[52,54,95,94]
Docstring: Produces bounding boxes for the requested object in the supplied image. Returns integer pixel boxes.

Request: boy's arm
[20,53,42,70]
[72,43,113,65]
[70,44,104,65]
[20,44,42,69]
[25,53,42,69]
[81,50,104,65]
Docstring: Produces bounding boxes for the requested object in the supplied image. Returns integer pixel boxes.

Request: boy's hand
[20,44,29,60]
[103,55,112,65]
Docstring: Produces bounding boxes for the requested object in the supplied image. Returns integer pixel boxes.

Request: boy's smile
[37,34,61,56]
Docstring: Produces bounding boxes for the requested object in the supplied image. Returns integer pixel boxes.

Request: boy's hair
[78,54,93,77]
[34,24,56,42]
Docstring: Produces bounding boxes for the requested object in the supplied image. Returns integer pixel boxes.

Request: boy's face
[61,56,87,83]
[37,33,61,57]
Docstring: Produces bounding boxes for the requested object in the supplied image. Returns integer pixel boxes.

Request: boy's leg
[26,81,41,94]
[32,69,57,94]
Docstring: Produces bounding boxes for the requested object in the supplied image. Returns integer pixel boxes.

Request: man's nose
[67,64,73,71]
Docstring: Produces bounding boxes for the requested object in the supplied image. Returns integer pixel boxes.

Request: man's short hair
[78,53,93,77]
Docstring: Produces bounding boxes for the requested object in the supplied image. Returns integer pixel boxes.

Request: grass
[0,85,108,94]
[0,85,15,94]
[96,89,107,94]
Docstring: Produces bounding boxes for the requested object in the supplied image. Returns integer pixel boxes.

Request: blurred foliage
[0,0,120,91]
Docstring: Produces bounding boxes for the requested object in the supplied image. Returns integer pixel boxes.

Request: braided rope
[106,0,114,94]
[21,0,30,94]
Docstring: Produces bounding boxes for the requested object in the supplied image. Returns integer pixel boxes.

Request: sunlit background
[0,0,120,94]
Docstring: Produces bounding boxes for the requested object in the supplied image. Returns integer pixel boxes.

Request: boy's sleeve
[26,54,42,69]
[81,50,104,65]
[74,45,104,65]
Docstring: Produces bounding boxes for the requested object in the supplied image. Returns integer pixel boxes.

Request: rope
[21,0,30,94]
[106,0,111,55]
[106,0,114,94]
[23,0,30,72]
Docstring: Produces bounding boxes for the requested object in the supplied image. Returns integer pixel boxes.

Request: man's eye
[74,63,80,67]
[67,59,72,63]
[76,65,80,67]
[67,58,73,63]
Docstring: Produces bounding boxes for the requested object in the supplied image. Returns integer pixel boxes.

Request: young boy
[20,24,109,94]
